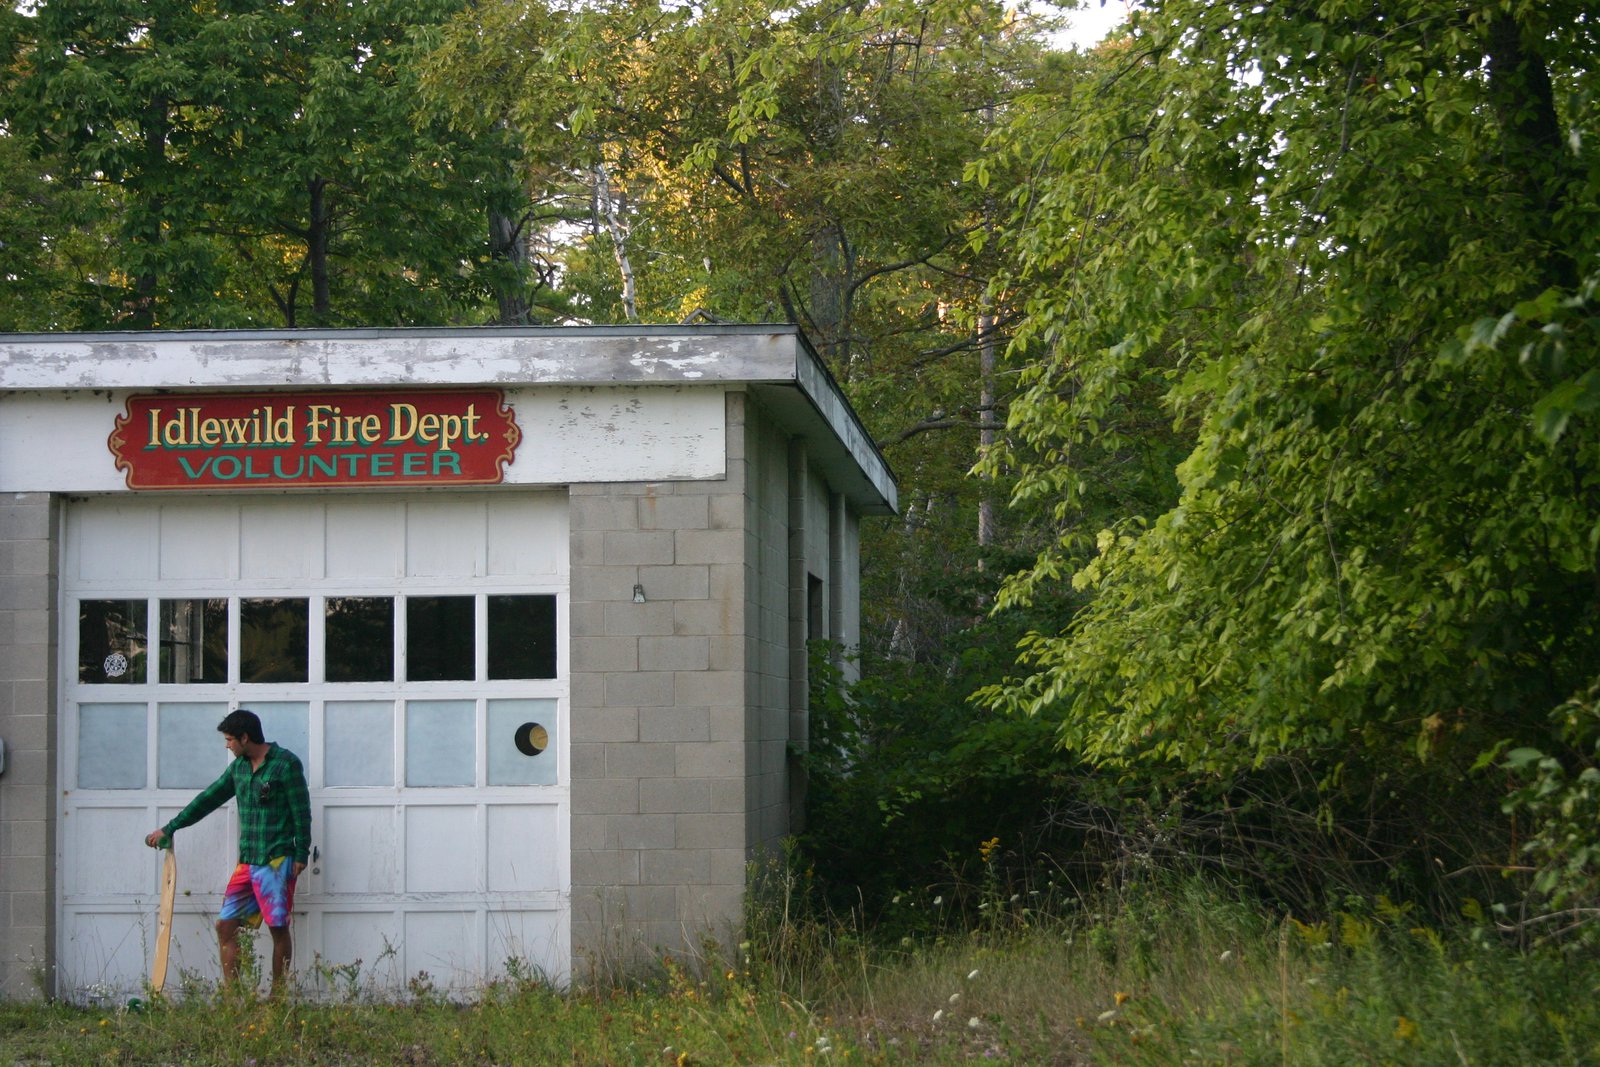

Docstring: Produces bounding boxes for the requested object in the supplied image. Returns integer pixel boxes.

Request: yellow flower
[1394,1016,1418,1042]
[1114,991,1131,1006]
[978,837,1001,861]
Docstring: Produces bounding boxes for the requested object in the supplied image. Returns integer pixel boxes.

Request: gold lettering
[388,403,418,444]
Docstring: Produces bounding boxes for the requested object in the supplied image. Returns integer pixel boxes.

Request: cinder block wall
[745,399,795,851]
[0,493,58,1000]
[567,393,755,976]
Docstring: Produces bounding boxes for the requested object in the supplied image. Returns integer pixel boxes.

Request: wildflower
[967,968,980,980]
[1009,894,1020,903]
[1114,991,1131,1006]
[933,1010,944,1023]
[967,1017,981,1030]
[1394,1016,1418,1042]
[949,992,961,1005]
[1097,1009,1118,1023]
[933,896,943,906]
[1219,950,1234,963]
[892,895,901,904]
[99,1020,109,1027]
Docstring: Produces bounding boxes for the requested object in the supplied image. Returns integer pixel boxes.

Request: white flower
[948,992,961,1005]
[892,895,901,904]
[967,1017,981,1030]
[932,1009,944,1023]
[1097,1009,1118,1023]
[967,969,980,981]
[1219,950,1234,963]
[933,896,943,906]
[1010,894,1021,903]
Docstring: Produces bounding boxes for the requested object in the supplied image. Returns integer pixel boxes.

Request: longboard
[151,842,177,993]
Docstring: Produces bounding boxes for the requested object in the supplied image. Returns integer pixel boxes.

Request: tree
[979,1,1600,903]
[425,0,1065,649]
[7,0,522,328]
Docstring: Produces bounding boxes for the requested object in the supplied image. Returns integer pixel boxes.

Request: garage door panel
[241,502,326,579]
[407,500,484,577]
[166,911,224,984]
[487,910,565,982]
[404,911,478,989]
[158,504,239,579]
[325,500,405,578]
[250,702,311,778]
[157,702,231,789]
[405,807,478,893]
[71,504,159,581]
[321,911,404,989]
[68,808,150,896]
[157,806,238,895]
[323,806,399,895]
[61,912,149,996]
[487,496,566,576]
[76,703,149,790]
[486,805,561,893]
[324,701,395,786]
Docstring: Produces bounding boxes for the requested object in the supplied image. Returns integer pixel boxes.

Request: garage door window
[406,596,474,682]
[488,595,557,679]
[241,598,309,683]
[78,600,147,685]
[160,598,228,684]
[326,597,394,683]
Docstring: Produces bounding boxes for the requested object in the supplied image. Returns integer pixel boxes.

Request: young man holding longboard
[145,709,312,995]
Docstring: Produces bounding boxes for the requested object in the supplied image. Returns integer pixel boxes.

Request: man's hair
[217,709,265,745]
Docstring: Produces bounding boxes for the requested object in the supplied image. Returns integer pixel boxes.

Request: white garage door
[58,492,569,1000]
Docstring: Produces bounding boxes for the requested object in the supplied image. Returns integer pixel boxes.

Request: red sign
[109,391,521,490]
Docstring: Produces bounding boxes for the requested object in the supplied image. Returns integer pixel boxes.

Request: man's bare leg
[268,925,292,996]
[216,918,242,986]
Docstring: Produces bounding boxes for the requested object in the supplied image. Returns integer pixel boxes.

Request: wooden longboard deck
[151,845,177,993]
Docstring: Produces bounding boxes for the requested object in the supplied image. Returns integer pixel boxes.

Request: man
[145,709,311,993]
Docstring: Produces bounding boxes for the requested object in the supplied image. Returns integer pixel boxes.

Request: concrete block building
[0,326,894,999]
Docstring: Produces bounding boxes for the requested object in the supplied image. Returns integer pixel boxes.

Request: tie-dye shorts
[218,856,297,928]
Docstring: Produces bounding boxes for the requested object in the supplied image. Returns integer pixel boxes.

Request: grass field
[5,884,1596,1065]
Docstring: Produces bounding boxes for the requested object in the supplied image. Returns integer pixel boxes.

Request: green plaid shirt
[163,743,312,865]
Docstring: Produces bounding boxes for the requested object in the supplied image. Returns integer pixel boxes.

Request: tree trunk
[977,311,998,551]
[595,163,638,322]
[1485,15,1576,289]
[129,97,170,329]
[308,177,331,324]
[489,208,532,325]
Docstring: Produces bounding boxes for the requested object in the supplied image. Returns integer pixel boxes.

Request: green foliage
[8,883,1596,1066]
[975,1,1600,913]
[4,0,519,328]
[1502,681,1600,936]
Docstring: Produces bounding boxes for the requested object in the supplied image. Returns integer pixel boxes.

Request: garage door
[58,492,569,999]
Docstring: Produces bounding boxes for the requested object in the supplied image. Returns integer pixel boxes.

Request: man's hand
[293,861,307,879]
[144,830,168,848]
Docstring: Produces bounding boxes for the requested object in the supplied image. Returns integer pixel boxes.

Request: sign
[109,391,521,489]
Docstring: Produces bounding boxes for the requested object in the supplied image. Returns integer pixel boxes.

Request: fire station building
[0,326,894,999]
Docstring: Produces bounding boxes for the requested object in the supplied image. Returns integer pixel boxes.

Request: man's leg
[216,918,243,983]
[216,864,260,986]
[267,925,293,994]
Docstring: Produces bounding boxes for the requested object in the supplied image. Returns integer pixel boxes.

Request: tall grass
[4,878,1596,1064]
